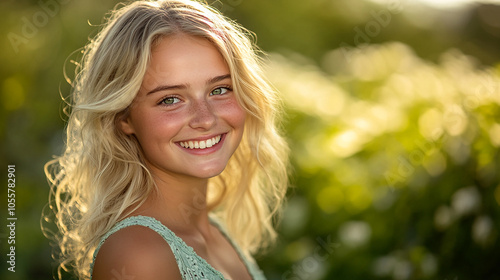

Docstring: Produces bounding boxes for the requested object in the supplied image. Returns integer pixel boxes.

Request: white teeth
[180,135,222,150]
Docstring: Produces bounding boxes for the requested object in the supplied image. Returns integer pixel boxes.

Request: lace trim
[90,215,266,280]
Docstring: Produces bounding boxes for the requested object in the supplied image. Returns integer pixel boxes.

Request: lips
[178,134,223,149]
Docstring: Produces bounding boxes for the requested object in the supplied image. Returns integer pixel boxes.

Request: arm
[92,225,182,280]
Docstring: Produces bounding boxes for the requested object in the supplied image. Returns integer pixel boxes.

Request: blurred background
[1,0,500,279]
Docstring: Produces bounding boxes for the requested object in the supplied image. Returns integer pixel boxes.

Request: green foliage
[260,43,500,279]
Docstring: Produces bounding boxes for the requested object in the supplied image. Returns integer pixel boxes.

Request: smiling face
[120,34,246,182]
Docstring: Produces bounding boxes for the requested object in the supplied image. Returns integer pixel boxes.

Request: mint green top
[90,215,266,280]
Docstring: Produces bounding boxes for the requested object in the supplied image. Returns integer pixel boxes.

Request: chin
[195,167,226,179]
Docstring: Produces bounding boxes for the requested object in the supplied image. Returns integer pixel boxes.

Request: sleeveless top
[90,215,266,280]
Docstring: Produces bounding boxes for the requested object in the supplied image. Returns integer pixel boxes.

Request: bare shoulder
[92,225,182,280]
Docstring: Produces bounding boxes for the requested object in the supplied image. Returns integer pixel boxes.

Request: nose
[189,98,217,130]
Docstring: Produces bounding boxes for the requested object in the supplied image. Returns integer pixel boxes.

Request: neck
[135,169,212,234]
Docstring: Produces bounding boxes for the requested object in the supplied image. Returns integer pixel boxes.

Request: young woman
[44,0,289,279]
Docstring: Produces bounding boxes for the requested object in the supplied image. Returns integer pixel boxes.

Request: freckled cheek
[132,111,185,146]
[217,99,246,128]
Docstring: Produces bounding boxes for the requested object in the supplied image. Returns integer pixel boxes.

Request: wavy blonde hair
[44,0,289,279]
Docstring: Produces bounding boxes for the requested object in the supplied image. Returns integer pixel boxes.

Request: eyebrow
[146,74,232,95]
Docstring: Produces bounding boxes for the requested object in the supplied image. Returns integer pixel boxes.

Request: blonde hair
[43,0,289,279]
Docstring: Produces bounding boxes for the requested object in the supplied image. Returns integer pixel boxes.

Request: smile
[179,134,223,149]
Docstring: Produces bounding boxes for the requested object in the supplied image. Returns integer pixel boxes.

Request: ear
[116,109,135,135]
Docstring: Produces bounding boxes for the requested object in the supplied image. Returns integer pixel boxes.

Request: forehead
[142,34,229,88]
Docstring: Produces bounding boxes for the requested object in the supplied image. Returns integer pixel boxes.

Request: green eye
[211,87,228,96]
[161,97,180,105]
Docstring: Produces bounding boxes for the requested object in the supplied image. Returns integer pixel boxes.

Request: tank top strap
[90,215,227,279]
[209,216,267,280]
